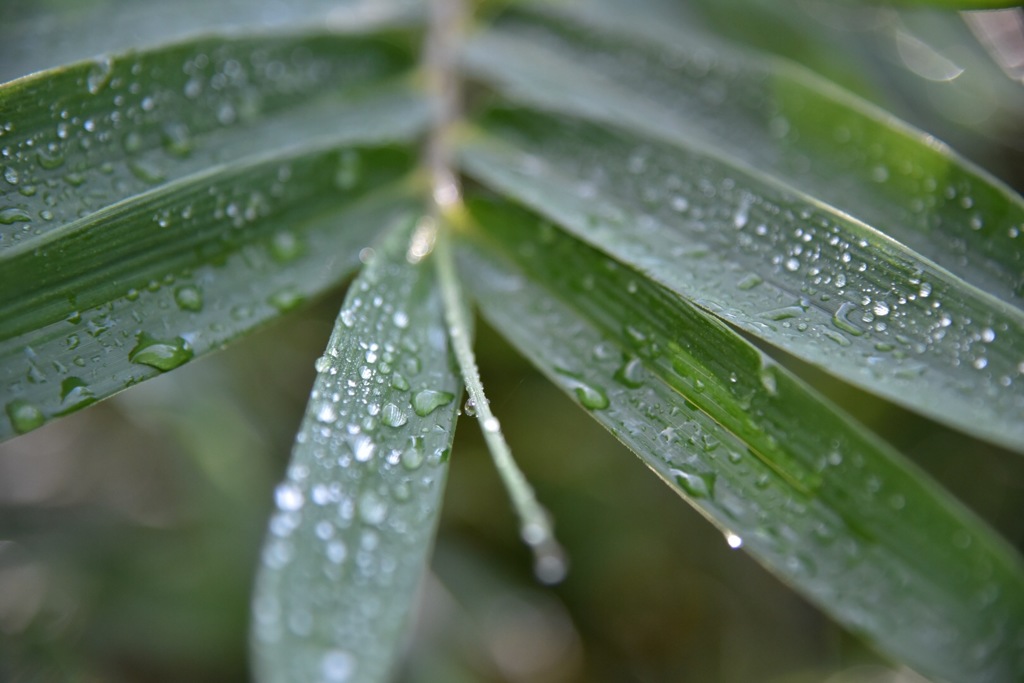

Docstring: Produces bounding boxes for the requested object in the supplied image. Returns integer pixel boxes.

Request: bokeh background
[2,1,1023,682]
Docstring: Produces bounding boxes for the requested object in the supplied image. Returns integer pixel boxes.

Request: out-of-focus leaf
[0,0,425,83]
[0,29,432,440]
[252,217,461,683]
[463,6,1024,307]
[460,106,1024,454]
[457,194,1024,683]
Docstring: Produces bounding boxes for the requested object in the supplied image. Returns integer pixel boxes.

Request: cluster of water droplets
[252,241,461,681]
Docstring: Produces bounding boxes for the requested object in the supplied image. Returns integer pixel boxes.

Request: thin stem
[423,0,566,584]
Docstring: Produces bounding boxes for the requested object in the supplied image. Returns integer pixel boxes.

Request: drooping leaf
[460,105,1024,454]
[0,30,432,439]
[252,216,461,683]
[457,194,1024,683]
[463,6,1024,307]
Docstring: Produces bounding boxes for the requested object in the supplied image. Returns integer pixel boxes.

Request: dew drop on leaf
[128,334,193,371]
[173,285,203,312]
[5,399,44,434]
[0,207,32,225]
[671,468,715,499]
[412,389,454,416]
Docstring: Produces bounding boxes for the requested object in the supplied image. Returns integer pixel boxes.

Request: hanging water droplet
[128,334,193,371]
[173,285,203,312]
[725,532,743,549]
[5,400,44,434]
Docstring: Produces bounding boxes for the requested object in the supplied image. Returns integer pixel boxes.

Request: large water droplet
[57,376,95,415]
[128,334,193,371]
[0,207,32,225]
[6,400,44,434]
[614,356,645,388]
[380,402,407,428]
[670,467,715,499]
[411,389,454,416]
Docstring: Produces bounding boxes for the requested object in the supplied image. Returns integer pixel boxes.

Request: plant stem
[424,0,567,584]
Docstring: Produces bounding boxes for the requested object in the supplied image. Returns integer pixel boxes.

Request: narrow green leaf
[0,0,424,83]
[0,30,425,247]
[464,7,1024,306]
[0,142,419,439]
[460,106,1024,454]
[457,194,1024,683]
[252,216,461,683]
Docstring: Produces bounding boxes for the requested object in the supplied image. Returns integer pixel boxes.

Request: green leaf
[463,6,1024,307]
[460,105,1024,454]
[0,30,432,439]
[457,194,1024,683]
[252,216,461,683]
[0,0,424,83]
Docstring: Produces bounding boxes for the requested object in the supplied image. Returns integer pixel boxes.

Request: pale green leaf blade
[463,7,1024,306]
[0,0,425,83]
[457,195,1024,683]
[0,143,419,439]
[0,30,431,439]
[0,30,425,247]
[252,216,461,683]
[460,106,1024,453]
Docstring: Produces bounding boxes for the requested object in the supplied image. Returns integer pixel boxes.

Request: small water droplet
[86,57,114,95]
[482,416,500,432]
[6,400,44,434]
[351,434,375,462]
[334,150,362,190]
[128,159,165,184]
[160,122,193,157]
[128,334,193,371]
[173,285,203,312]
[321,650,356,682]
[275,482,304,511]
[391,373,410,391]
[401,445,424,471]
[317,403,338,424]
[3,166,19,185]
[268,287,304,312]
[725,532,743,549]
[736,274,763,290]
[269,231,303,262]
[358,490,388,525]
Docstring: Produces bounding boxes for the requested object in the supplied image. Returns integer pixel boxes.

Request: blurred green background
[2,1,1024,682]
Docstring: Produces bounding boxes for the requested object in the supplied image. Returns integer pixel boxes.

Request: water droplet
[392,311,409,329]
[401,445,424,471]
[463,398,477,416]
[358,490,388,525]
[128,159,166,184]
[380,402,407,428]
[317,403,338,424]
[832,302,865,336]
[160,122,193,157]
[482,416,500,432]
[334,150,362,190]
[725,532,743,549]
[391,373,410,391]
[6,400,44,434]
[268,287,304,312]
[36,148,65,170]
[411,389,454,416]
[736,274,763,290]
[57,376,95,415]
[269,231,303,262]
[3,166,19,185]
[0,207,31,224]
[556,368,610,410]
[321,650,356,682]
[128,334,193,371]
[173,285,203,312]
[671,468,715,499]
[351,434,375,462]
[613,356,645,388]
[275,482,304,511]
[86,57,114,95]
